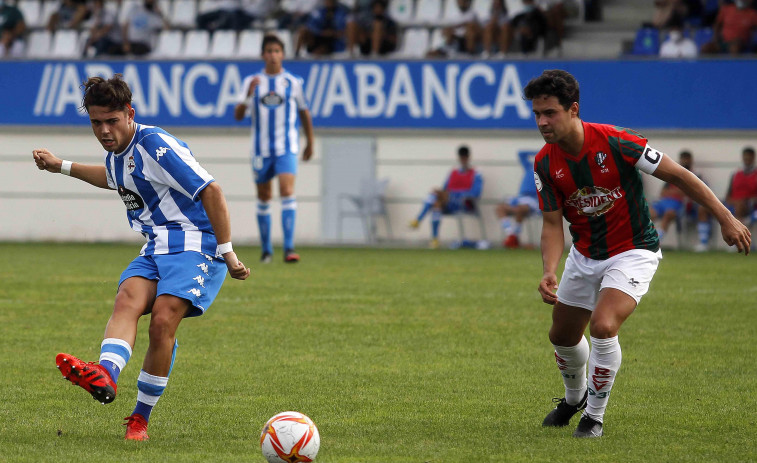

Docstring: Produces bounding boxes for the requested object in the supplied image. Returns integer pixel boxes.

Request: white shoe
[693,243,708,253]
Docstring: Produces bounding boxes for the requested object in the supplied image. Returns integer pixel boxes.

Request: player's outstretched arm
[199,182,251,280]
[539,209,564,304]
[299,109,314,161]
[32,148,110,189]
[653,155,751,255]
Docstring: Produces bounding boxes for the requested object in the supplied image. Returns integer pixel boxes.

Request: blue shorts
[253,153,298,184]
[119,252,228,317]
[653,198,684,218]
[508,194,540,212]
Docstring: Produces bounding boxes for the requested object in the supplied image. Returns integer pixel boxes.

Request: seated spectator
[496,151,538,249]
[701,0,757,55]
[295,0,350,57]
[537,0,566,52]
[510,0,548,54]
[427,0,482,57]
[650,150,712,251]
[275,0,319,30]
[650,0,687,29]
[83,0,124,57]
[122,0,170,56]
[482,0,511,57]
[725,146,757,224]
[0,0,25,58]
[197,0,272,32]
[346,0,397,57]
[409,145,483,249]
[659,18,698,57]
[46,0,90,32]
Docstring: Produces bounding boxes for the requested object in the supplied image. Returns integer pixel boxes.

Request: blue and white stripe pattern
[238,70,308,159]
[103,124,218,257]
[99,338,132,371]
[136,370,169,406]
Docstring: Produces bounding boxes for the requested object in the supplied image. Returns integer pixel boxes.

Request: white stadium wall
[2,127,754,249]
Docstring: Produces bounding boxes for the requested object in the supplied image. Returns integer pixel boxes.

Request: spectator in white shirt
[659,19,698,58]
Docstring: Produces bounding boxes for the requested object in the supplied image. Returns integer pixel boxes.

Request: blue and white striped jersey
[238,69,309,158]
[104,123,218,257]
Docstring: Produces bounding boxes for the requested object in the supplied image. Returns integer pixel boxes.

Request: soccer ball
[260,411,320,463]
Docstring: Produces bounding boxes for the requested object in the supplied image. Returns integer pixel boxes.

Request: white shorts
[556,246,663,311]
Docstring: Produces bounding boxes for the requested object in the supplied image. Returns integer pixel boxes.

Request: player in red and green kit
[524,70,751,438]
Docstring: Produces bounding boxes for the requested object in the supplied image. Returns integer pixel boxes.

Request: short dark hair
[262,33,285,55]
[458,145,470,157]
[743,146,755,155]
[679,150,692,159]
[523,69,580,112]
[80,74,132,113]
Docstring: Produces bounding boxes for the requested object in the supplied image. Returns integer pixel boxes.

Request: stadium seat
[50,29,80,58]
[631,27,660,55]
[209,30,237,58]
[337,178,393,244]
[472,0,493,23]
[182,29,210,58]
[442,0,464,25]
[171,0,198,29]
[151,29,184,58]
[429,27,445,52]
[275,29,294,57]
[39,0,59,28]
[388,0,414,26]
[693,27,713,51]
[197,0,216,15]
[237,29,263,58]
[25,29,51,58]
[118,0,139,25]
[395,27,430,57]
[17,0,42,29]
[414,0,442,26]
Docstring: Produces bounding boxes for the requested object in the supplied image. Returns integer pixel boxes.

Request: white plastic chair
[209,30,237,58]
[171,0,198,28]
[396,27,429,58]
[237,29,263,58]
[118,0,139,25]
[414,0,442,26]
[388,0,414,26]
[39,0,59,28]
[472,0,493,23]
[182,29,210,57]
[274,29,294,57]
[51,29,80,58]
[337,178,393,244]
[17,0,42,29]
[25,29,52,58]
[151,29,184,58]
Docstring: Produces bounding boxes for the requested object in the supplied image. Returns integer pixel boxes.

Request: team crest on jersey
[565,185,623,217]
[126,155,136,174]
[261,92,284,107]
[595,152,610,173]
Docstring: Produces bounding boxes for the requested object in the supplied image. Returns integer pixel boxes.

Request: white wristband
[60,160,73,176]
[217,242,233,255]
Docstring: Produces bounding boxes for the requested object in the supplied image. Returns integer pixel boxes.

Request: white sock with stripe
[585,336,622,423]
[553,336,589,405]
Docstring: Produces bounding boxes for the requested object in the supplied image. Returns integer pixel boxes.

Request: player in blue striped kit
[234,33,314,264]
[33,74,250,441]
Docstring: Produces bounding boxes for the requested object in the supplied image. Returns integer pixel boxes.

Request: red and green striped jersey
[534,122,661,260]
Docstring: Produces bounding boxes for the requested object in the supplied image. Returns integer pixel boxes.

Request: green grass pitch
[0,243,755,462]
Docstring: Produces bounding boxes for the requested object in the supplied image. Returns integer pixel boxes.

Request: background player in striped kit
[33,74,250,440]
[524,69,750,438]
[234,33,315,264]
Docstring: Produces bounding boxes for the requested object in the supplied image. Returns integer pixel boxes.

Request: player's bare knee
[589,319,618,339]
[549,328,581,347]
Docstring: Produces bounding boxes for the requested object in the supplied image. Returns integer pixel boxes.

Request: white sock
[586,336,622,423]
[553,336,589,405]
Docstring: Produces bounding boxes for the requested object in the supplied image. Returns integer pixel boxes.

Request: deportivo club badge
[595,152,607,167]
